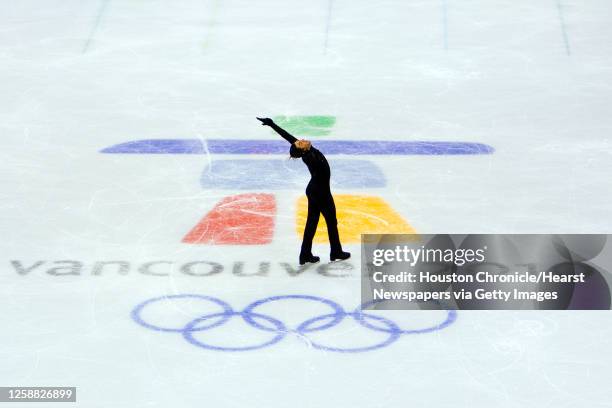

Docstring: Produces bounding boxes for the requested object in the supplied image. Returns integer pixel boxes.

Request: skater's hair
[289,144,305,159]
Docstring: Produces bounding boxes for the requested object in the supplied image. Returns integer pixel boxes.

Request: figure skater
[257,117,351,265]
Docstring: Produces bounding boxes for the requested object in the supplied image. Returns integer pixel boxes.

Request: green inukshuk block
[272,115,336,137]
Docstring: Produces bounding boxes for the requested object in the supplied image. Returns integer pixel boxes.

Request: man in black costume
[257,117,351,265]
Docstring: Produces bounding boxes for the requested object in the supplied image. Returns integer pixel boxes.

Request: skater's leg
[320,195,342,254]
[300,195,320,261]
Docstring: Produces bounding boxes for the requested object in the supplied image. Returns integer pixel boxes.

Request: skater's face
[294,139,311,151]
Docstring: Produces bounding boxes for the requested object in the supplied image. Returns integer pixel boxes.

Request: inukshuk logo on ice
[100,116,494,245]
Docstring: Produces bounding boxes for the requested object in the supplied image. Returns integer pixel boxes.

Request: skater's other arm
[257,117,297,144]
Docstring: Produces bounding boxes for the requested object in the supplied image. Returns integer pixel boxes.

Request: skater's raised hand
[256,117,274,126]
[261,117,298,144]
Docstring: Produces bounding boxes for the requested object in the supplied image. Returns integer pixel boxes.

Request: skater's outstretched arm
[257,117,297,144]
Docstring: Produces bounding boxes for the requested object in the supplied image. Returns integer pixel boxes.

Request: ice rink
[2,0,612,406]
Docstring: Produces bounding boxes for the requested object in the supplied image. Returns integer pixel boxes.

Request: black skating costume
[266,121,350,264]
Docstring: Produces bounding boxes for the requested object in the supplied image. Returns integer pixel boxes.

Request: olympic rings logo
[131,294,457,353]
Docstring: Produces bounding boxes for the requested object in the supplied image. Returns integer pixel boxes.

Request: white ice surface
[1,0,612,407]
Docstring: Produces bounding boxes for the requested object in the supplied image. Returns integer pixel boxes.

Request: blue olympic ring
[131,294,457,353]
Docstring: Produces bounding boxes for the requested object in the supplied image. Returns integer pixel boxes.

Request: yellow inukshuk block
[295,194,416,243]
